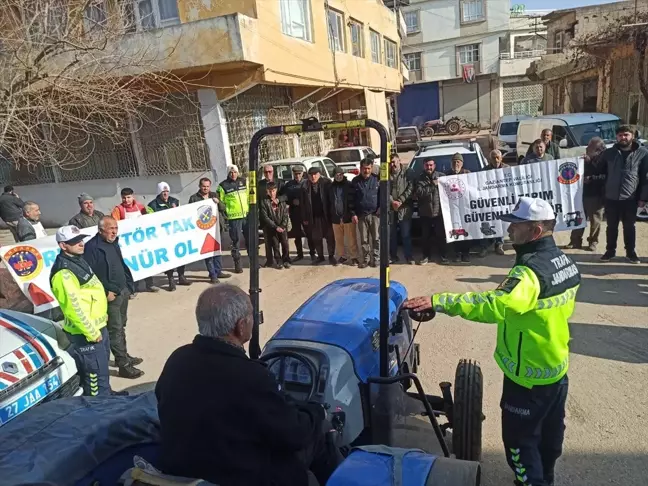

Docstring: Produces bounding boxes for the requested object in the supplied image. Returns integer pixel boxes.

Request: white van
[516,113,621,162]
[492,114,532,162]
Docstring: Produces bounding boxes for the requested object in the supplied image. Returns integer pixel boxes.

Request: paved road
[117,217,648,485]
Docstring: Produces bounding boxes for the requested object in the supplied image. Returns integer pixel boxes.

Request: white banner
[0,201,222,313]
[439,158,586,243]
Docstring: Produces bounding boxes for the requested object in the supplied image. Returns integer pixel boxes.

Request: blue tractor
[0,119,484,486]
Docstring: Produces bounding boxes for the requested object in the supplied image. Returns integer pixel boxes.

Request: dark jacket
[189,191,226,231]
[521,153,552,165]
[0,192,25,222]
[260,198,290,230]
[351,174,380,217]
[582,153,606,199]
[83,234,135,295]
[328,178,354,224]
[301,178,332,224]
[389,168,413,221]
[69,210,105,229]
[282,179,305,218]
[148,195,180,212]
[155,336,325,486]
[258,178,286,201]
[16,217,37,241]
[526,141,560,160]
[600,142,648,201]
[415,171,443,218]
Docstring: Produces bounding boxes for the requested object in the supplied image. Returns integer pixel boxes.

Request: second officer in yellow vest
[217,164,249,274]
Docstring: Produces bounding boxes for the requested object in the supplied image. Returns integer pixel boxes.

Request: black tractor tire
[446,119,461,135]
[424,127,435,137]
[452,359,483,462]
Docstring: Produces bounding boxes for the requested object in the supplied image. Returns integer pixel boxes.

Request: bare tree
[0,0,196,173]
[571,10,648,108]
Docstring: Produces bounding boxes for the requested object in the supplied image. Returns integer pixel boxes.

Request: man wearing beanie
[69,193,105,229]
[149,182,191,291]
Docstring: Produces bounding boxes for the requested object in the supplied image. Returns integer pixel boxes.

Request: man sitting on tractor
[405,197,581,486]
[155,285,340,486]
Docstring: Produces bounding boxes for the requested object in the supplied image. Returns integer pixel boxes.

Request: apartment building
[5,0,404,226]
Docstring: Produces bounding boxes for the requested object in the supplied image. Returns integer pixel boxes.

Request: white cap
[56,225,88,244]
[500,197,555,223]
[227,164,239,174]
[157,181,170,194]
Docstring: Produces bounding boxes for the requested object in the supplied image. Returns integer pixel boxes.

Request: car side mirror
[559,139,568,149]
[635,130,642,139]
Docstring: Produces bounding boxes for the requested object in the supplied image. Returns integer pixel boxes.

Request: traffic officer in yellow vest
[217,164,249,274]
[50,225,112,397]
[404,197,581,486]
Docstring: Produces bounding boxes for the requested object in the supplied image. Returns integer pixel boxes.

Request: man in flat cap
[282,165,307,261]
[301,167,335,264]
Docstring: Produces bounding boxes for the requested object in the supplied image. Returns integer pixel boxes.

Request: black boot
[118,364,144,379]
[234,259,243,274]
[167,277,176,292]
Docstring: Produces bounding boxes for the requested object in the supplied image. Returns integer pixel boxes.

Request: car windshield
[499,122,520,136]
[570,120,619,145]
[397,128,418,137]
[408,152,481,179]
[327,150,360,163]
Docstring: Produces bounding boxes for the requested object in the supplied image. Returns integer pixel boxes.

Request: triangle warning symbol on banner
[200,234,221,254]
[28,283,55,306]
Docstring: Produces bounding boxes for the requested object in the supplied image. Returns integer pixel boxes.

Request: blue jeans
[390,218,413,260]
[204,255,223,278]
[228,218,249,260]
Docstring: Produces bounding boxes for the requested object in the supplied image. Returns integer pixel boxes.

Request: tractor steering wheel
[258,351,318,402]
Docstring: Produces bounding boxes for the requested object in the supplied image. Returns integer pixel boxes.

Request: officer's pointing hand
[403,296,433,312]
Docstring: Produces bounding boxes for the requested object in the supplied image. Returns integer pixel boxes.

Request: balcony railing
[499,49,546,60]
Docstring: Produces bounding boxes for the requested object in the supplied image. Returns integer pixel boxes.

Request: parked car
[326,146,378,175]
[516,113,621,161]
[0,310,82,427]
[259,156,353,182]
[491,114,532,162]
[395,126,421,152]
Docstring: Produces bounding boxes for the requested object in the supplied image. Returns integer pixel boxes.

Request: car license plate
[0,374,61,425]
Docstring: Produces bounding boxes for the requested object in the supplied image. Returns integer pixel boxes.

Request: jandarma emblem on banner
[5,246,44,281]
[443,178,466,199]
[557,162,580,185]
[196,205,217,230]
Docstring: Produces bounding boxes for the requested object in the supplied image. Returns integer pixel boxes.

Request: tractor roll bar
[247,117,391,376]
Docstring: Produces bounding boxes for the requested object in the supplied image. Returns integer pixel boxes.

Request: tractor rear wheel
[446,119,461,135]
[452,359,483,462]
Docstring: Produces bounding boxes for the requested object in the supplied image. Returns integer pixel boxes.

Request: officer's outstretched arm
[432,265,540,324]
[51,270,101,342]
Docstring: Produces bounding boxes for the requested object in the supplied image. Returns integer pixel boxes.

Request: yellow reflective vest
[432,236,580,388]
[50,253,108,342]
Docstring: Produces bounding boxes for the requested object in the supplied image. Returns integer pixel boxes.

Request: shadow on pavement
[480,450,648,486]
[568,322,648,364]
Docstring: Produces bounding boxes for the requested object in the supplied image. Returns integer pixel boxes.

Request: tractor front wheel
[424,127,435,137]
[452,359,484,462]
[446,119,461,135]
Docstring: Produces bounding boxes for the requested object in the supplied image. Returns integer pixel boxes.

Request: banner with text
[439,158,585,243]
[0,201,222,313]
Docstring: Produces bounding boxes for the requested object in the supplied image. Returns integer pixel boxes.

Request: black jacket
[260,198,290,230]
[328,178,354,224]
[351,174,380,217]
[389,168,413,221]
[600,142,648,201]
[0,192,25,222]
[83,234,135,295]
[301,178,332,224]
[16,217,39,242]
[148,195,179,212]
[582,153,606,198]
[282,179,305,218]
[415,171,443,218]
[155,336,325,486]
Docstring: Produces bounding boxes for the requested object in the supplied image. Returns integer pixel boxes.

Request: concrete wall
[441,76,497,125]
[15,171,213,227]
[175,0,402,93]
